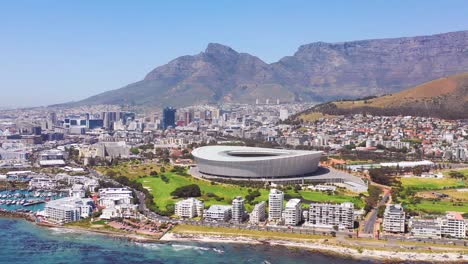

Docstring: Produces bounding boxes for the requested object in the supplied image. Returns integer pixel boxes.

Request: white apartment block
[409,219,441,239]
[174,198,204,218]
[308,202,354,229]
[232,196,245,223]
[440,212,466,238]
[284,199,302,226]
[250,201,266,224]
[29,177,57,190]
[383,204,405,233]
[268,189,284,222]
[45,197,93,223]
[205,205,232,222]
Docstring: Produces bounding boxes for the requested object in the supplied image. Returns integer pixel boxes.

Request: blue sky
[1,0,467,107]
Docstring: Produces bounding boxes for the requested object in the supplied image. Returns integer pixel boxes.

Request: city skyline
[1,0,468,107]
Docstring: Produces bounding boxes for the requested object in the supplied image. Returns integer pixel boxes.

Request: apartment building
[383,204,406,233]
[45,197,94,223]
[249,201,266,224]
[308,202,354,229]
[204,205,232,222]
[284,199,302,226]
[268,189,284,222]
[440,212,466,238]
[174,198,204,218]
[232,196,245,223]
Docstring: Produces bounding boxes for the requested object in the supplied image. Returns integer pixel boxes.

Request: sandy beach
[161,232,467,262]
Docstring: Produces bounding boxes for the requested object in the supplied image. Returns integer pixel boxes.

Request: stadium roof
[192,145,322,162]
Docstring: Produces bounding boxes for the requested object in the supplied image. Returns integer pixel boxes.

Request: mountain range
[69,30,468,107]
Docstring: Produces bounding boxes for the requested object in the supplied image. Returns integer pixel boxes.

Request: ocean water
[0,218,376,264]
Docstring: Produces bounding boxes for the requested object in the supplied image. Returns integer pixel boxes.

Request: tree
[170,184,201,198]
[130,147,140,155]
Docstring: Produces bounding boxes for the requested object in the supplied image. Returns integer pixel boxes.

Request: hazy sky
[1,0,467,107]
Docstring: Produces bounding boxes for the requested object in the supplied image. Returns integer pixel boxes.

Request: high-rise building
[249,201,266,224]
[308,202,354,229]
[232,196,245,223]
[279,109,289,121]
[284,199,302,226]
[102,112,118,130]
[268,189,284,222]
[162,107,176,129]
[383,204,406,233]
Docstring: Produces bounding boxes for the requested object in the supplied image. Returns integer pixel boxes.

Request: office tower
[162,107,176,129]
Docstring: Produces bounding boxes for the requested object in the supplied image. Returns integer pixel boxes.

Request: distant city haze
[0,0,467,107]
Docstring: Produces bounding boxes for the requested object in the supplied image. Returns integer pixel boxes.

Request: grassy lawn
[400,177,467,190]
[137,173,269,212]
[439,189,468,200]
[96,162,164,180]
[405,200,468,214]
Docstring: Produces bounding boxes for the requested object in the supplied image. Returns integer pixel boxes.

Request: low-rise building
[204,205,232,222]
[409,219,441,238]
[174,198,204,218]
[383,204,405,233]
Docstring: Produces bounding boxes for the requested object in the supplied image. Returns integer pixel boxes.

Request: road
[362,189,390,235]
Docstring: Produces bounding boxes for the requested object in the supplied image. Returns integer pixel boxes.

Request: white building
[249,201,266,224]
[232,196,245,223]
[308,202,354,229]
[69,184,86,198]
[29,177,57,190]
[284,199,302,226]
[204,205,232,222]
[99,188,133,207]
[440,212,466,238]
[45,197,94,223]
[174,198,204,218]
[409,219,441,239]
[268,189,284,222]
[383,204,405,233]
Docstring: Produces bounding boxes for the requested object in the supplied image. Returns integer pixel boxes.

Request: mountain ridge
[294,72,468,120]
[66,30,468,107]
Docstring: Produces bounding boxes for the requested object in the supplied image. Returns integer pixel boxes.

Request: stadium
[191,146,322,179]
[191,146,368,193]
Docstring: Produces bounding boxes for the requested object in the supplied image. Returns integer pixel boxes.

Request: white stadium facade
[191,146,368,193]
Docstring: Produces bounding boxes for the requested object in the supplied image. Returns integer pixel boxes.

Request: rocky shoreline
[160,232,468,263]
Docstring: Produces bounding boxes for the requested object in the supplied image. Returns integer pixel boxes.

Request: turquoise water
[0,218,377,264]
